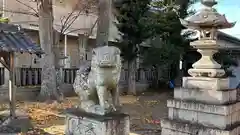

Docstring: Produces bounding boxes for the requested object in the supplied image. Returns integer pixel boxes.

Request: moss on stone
[0,17,9,23]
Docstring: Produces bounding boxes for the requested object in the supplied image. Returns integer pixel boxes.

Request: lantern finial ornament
[201,0,217,8]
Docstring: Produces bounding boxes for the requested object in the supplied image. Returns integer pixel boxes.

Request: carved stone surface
[182,77,230,90]
[188,68,225,77]
[73,46,122,115]
[64,108,130,135]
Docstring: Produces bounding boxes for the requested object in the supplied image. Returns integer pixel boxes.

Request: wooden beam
[0,52,10,70]
[9,52,16,118]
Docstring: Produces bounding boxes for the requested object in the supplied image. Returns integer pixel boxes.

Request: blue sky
[192,0,240,38]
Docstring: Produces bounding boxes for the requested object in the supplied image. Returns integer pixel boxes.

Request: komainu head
[91,46,121,68]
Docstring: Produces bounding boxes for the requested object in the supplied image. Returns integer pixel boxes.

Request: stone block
[161,119,240,135]
[182,77,230,90]
[174,88,237,104]
[64,108,130,135]
[167,100,240,129]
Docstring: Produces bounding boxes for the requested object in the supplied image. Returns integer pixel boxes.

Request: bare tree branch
[65,17,98,35]
[36,0,41,12]
[60,9,76,33]
[4,0,98,40]
[59,0,97,34]
[88,17,98,35]
[4,0,97,36]
[61,10,82,33]
[15,0,39,17]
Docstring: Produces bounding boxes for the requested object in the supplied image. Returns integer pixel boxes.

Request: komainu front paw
[88,105,106,115]
[80,101,95,109]
[85,104,116,115]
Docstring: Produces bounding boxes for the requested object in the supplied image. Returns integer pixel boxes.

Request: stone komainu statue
[73,46,122,115]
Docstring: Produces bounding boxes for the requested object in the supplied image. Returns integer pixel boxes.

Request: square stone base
[64,108,130,135]
[174,88,237,104]
[182,77,230,90]
[167,99,240,129]
[161,119,240,135]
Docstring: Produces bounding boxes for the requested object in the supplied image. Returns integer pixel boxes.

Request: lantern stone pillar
[161,0,240,135]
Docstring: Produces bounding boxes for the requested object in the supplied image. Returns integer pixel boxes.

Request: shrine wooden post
[0,23,43,120]
[9,52,15,118]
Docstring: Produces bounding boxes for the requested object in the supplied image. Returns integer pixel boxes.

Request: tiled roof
[0,23,43,54]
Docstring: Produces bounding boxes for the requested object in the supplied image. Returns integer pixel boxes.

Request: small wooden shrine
[0,22,43,118]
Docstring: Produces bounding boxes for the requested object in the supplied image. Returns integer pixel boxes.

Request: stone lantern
[180,0,236,78]
[161,0,240,135]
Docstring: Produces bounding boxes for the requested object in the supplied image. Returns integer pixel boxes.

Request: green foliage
[214,51,238,77]
[215,52,238,68]
[114,0,154,61]
[143,1,196,62]
[0,17,9,23]
[141,0,198,79]
[114,0,199,80]
[143,41,182,66]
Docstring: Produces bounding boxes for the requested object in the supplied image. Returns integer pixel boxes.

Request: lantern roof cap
[180,0,236,30]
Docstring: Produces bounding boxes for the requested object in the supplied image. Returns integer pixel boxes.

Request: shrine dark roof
[217,31,240,45]
[0,23,43,54]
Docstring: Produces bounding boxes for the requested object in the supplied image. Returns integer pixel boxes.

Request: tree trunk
[53,31,64,100]
[96,0,112,46]
[38,0,60,101]
[53,30,61,69]
[127,60,136,95]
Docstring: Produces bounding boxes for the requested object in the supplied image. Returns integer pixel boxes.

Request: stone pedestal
[65,108,130,135]
[161,77,240,135]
